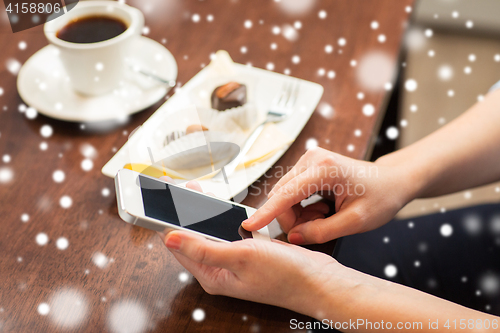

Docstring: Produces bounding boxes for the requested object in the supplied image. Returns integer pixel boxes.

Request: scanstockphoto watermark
[290,318,423,331]
[250,164,379,197]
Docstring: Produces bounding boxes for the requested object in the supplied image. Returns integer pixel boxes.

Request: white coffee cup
[44,1,144,96]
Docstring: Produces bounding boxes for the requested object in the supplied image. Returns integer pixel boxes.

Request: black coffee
[57,15,128,43]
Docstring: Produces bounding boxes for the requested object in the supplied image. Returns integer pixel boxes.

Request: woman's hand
[242,147,419,245]
[157,177,345,317]
[162,230,344,318]
[158,178,500,331]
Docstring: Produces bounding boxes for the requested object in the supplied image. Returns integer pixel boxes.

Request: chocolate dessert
[211,82,247,111]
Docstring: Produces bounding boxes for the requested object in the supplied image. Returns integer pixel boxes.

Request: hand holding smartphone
[115,169,270,242]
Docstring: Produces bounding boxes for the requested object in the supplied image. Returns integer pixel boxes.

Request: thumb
[287,208,364,245]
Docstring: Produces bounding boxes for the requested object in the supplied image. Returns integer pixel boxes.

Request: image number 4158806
[3,0,79,33]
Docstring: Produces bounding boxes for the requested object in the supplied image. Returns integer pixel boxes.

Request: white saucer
[17,36,178,122]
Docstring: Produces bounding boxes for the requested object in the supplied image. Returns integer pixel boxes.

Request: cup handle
[127,6,145,37]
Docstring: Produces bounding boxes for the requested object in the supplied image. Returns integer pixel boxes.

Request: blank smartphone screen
[139,175,248,241]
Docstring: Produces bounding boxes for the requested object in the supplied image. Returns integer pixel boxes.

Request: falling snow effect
[305,138,318,150]
[56,237,69,250]
[0,1,497,326]
[192,308,206,322]
[92,252,109,269]
[318,102,334,119]
[48,288,88,329]
[404,79,418,92]
[52,170,65,183]
[384,264,397,278]
[490,215,500,235]
[36,233,49,246]
[59,196,72,209]
[405,28,426,51]
[81,159,94,172]
[40,125,53,138]
[462,214,482,236]
[179,272,189,282]
[385,127,399,140]
[362,104,375,117]
[282,25,298,42]
[437,65,454,81]
[25,107,37,119]
[479,273,500,297]
[356,52,394,91]
[440,224,453,237]
[38,303,50,316]
[6,58,21,75]
[107,300,149,333]
[276,0,315,15]
[0,167,14,184]
[79,143,98,159]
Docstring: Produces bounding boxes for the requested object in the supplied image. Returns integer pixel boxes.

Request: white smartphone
[114,168,270,242]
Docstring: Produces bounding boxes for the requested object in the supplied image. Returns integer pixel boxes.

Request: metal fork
[212,79,300,183]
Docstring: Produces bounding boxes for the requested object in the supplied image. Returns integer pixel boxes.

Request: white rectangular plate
[102,63,324,200]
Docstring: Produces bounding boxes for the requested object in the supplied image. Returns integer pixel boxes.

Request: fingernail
[288,233,304,245]
[165,234,182,250]
[242,215,255,226]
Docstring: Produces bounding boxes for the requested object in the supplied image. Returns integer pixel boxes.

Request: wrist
[301,262,373,322]
[375,152,429,203]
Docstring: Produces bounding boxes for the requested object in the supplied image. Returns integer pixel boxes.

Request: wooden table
[0,0,413,331]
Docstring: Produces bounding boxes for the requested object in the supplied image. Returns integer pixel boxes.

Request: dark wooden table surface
[0,0,413,332]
